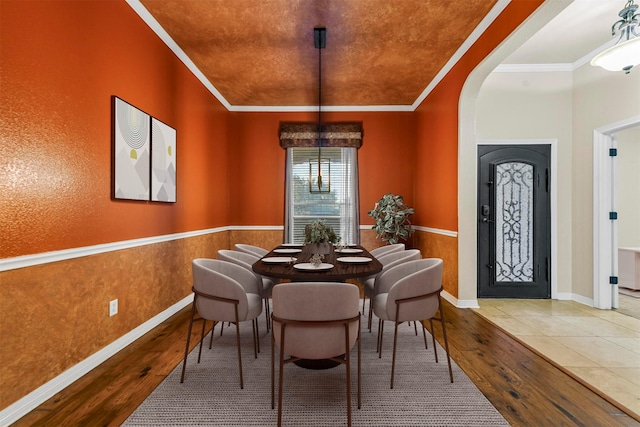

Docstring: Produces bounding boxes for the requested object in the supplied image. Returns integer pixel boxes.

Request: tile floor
[472,294,640,419]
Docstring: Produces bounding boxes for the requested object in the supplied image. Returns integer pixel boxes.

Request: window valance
[279,122,363,149]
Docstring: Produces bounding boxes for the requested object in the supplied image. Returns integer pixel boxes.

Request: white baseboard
[571,293,595,307]
[441,290,479,309]
[0,295,193,426]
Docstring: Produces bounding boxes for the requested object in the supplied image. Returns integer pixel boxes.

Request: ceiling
[134,0,624,109]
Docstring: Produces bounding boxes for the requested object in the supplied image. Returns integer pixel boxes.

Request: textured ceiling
[138,0,498,107]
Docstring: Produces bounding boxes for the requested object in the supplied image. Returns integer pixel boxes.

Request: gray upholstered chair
[217,249,275,331]
[271,282,361,427]
[180,258,263,389]
[363,249,422,329]
[369,243,405,258]
[234,243,269,258]
[372,258,453,388]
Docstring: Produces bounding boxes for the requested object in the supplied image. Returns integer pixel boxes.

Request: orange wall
[0,0,229,259]
[228,111,416,227]
[414,0,545,231]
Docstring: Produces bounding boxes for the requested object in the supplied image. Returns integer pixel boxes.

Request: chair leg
[277,325,286,427]
[234,307,244,389]
[390,320,400,389]
[368,301,373,332]
[180,300,197,383]
[414,320,418,335]
[421,320,428,349]
[377,319,384,357]
[429,318,439,363]
[263,298,270,332]
[357,318,361,410]
[271,329,275,410]
[252,319,259,357]
[209,320,217,349]
[439,303,454,383]
[197,319,207,363]
[344,325,352,427]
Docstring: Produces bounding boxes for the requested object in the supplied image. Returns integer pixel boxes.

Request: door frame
[592,115,640,309]
[478,139,558,300]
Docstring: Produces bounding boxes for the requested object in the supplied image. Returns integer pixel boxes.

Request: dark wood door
[478,145,551,298]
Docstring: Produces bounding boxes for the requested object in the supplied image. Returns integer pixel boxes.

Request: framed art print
[113,97,150,201]
[150,117,176,202]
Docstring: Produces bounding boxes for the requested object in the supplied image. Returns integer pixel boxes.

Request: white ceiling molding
[494,63,573,73]
[128,0,511,113]
[412,0,511,109]
[126,0,232,110]
[494,37,619,74]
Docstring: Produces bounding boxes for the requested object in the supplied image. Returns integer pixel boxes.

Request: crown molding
[493,63,573,73]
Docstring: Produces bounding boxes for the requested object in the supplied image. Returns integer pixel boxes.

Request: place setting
[336,256,372,263]
[335,247,363,254]
[261,256,297,264]
[273,247,303,254]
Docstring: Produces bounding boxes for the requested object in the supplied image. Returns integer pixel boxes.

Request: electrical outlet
[109,299,118,317]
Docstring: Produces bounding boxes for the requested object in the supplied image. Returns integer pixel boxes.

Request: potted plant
[368,193,415,244]
[304,219,339,254]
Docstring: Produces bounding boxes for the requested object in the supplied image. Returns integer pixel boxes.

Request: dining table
[251,243,382,282]
[252,242,382,370]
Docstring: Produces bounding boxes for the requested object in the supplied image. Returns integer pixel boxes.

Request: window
[285,147,360,244]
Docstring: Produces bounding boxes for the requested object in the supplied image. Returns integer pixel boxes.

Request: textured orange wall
[413,0,544,232]
[0,0,232,410]
[0,0,229,259]
[228,111,416,226]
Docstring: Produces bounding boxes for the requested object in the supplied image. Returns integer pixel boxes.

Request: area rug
[123,300,509,426]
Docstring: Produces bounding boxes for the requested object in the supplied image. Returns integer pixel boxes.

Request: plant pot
[306,242,331,255]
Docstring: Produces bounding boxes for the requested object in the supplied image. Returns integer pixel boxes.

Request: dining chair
[271,282,361,427]
[180,258,263,389]
[369,243,405,258]
[363,249,422,329]
[234,243,269,258]
[372,258,453,388]
[217,249,275,332]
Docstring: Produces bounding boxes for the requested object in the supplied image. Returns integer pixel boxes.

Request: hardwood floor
[14,300,640,426]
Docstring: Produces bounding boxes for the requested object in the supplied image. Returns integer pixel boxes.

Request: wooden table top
[252,244,382,282]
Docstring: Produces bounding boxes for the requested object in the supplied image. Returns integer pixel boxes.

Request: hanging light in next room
[591,0,640,74]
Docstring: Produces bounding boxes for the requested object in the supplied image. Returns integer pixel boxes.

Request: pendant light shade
[591,0,640,74]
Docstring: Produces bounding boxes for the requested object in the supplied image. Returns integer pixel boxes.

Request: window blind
[284,147,360,244]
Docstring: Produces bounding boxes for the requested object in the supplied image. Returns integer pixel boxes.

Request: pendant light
[591,0,640,74]
[312,27,328,193]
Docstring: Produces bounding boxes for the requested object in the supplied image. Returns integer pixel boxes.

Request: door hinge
[609,148,618,157]
[610,276,618,285]
[609,211,618,220]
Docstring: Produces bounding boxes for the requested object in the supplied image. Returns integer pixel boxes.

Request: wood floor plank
[12,301,640,426]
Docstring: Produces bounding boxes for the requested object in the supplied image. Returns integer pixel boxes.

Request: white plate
[261,257,297,264]
[274,248,302,254]
[281,243,303,247]
[293,263,334,271]
[337,257,372,263]
[336,248,363,254]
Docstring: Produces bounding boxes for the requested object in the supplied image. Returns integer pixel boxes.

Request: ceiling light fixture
[311,27,329,193]
[591,0,640,74]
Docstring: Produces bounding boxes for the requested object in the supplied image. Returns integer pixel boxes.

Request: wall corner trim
[0,295,193,426]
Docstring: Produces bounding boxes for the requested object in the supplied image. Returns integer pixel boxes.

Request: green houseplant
[368,193,415,244]
[304,219,340,244]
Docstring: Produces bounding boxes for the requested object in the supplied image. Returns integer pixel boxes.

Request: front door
[478,145,551,298]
